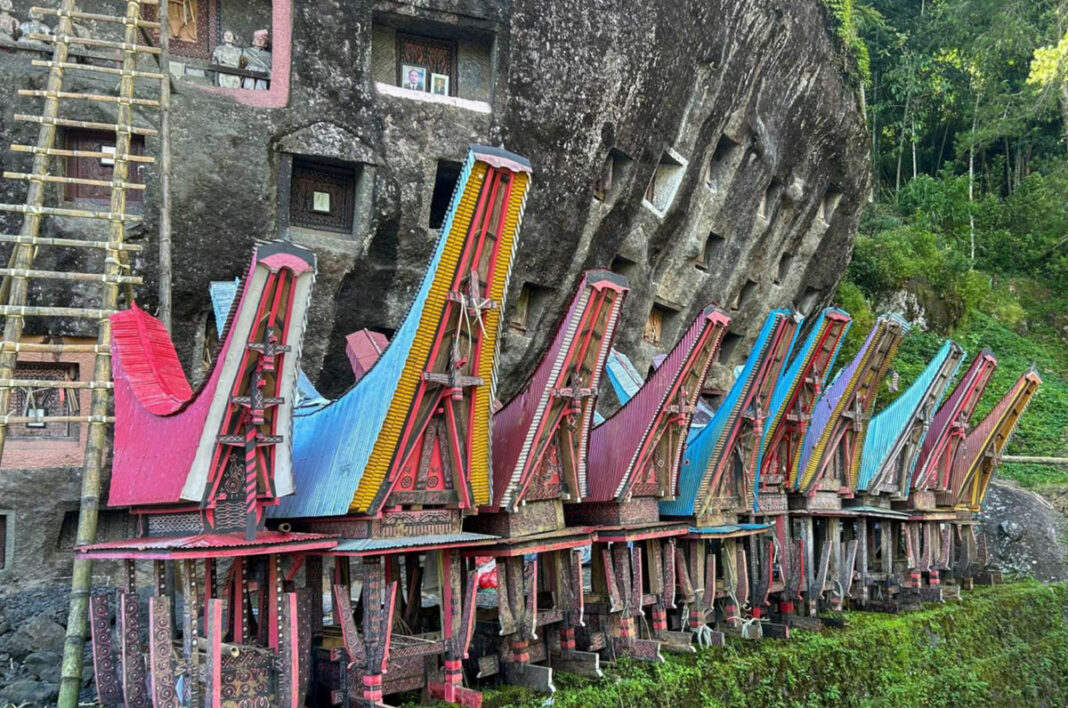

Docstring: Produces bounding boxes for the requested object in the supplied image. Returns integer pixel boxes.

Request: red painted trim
[77,538,336,560]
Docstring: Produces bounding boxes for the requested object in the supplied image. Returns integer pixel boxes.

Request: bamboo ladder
[0,2,164,706]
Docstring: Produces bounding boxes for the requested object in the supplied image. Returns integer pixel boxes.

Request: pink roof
[77,530,336,559]
[345,329,388,382]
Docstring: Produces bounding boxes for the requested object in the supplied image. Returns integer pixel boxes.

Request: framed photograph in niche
[397,32,456,93]
[312,191,331,213]
[401,64,427,91]
[430,73,450,96]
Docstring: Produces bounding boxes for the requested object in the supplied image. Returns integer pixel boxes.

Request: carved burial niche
[695,231,726,271]
[643,302,679,348]
[610,255,639,280]
[372,12,497,102]
[706,134,742,192]
[818,187,843,224]
[798,286,823,316]
[6,361,79,441]
[288,157,359,234]
[508,282,553,334]
[729,279,759,311]
[593,148,634,204]
[63,130,145,203]
[643,147,688,216]
[429,160,463,229]
[775,252,795,285]
[0,512,7,570]
[718,330,743,365]
[759,177,783,221]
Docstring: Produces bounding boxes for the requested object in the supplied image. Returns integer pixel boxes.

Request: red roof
[77,531,337,559]
[111,303,194,415]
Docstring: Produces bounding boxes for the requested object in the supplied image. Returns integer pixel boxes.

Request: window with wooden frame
[644,307,664,346]
[64,131,145,202]
[5,362,80,441]
[593,149,633,203]
[289,158,358,234]
[397,32,457,96]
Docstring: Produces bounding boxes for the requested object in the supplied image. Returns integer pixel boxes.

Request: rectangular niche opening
[643,302,679,348]
[63,130,146,203]
[429,160,464,229]
[729,279,758,311]
[759,177,783,221]
[775,252,795,285]
[593,148,633,204]
[508,282,553,334]
[6,361,80,441]
[372,13,496,103]
[706,134,742,191]
[289,157,359,234]
[643,148,688,217]
[610,255,639,281]
[818,187,843,224]
[0,512,7,571]
[718,330,743,364]
[798,286,823,316]
[695,231,726,271]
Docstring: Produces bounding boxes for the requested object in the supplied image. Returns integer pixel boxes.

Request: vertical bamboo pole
[0,0,78,463]
[57,2,143,704]
[158,0,173,331]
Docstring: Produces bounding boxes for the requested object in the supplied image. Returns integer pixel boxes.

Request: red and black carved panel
[396,32,456,93]
[119,592,149,708]
[142,0,218,60]
[148,596,179,708]
[64,131,146,202]
[90,593,123,706]
[220,649,275,706]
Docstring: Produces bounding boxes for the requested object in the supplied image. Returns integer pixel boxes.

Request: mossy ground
[454,581,1068,708]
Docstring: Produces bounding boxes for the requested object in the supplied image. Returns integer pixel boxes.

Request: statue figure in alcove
[0,0,20,44]
[17,6,50,48]
[241,28,271,90]
[212,30,243,88]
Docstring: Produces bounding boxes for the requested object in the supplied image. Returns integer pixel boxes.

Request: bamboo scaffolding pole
[34,6,161,29]
[58,2,147,701]
[18,88,162,108]
[0,342,111,354]
[0,0,76,465]
[30,59,165,81]
[0,305,116,318]
[11,144,156,163]
[26,31,162,54]
[0,267,143,284]
[0,234,144,251]
[3,171,148,190]
[0,204,143,221]
[158,0,172,331]
[1000,455,1068,465]
[14,113,159,136]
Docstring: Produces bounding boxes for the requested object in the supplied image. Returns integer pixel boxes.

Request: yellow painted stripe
[349,163,489,512]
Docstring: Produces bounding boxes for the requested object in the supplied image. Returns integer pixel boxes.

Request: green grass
[459,581,1068,708]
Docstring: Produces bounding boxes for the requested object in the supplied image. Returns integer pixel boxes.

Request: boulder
[0,678,60,706]
[2,613,66,661]
[980,479,1068,582]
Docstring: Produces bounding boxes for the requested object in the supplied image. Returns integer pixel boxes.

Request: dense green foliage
[830,0,1068,488]
[466,582,1068,708]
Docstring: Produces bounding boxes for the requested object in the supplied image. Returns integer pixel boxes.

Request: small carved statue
[17,6,51,48]
[212,30,242,88]
[241,28,271,90]
[0,0,19,44]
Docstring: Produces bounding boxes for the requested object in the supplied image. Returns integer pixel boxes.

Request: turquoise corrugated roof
[605,348,645,403]
[272,153,478,519]
[209,278,240,335]
[857,339,962,491]
[661,309,790,517]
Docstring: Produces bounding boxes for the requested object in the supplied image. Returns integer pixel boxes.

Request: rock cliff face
[0,0,869,585]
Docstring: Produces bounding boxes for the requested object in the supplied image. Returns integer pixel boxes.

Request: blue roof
[209,278,241,336]
[273,152,480,519]
[605,348,645,404]
[752,308,850,496]
[857,340,963,491]
[661,309,790,517]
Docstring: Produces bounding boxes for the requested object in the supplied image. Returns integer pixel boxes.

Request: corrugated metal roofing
[795,314,910,495]
[586,305,729,503]
[605,348,646,403]
[857,340,963,493]
[209,278,240,335]
[661,309,793,517]
[275,147,531,518]
[79,531,334,554]
[688,523,772,535]
[333,532,498,552]
[911,349,997,491]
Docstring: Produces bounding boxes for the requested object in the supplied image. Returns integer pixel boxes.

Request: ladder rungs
[27,33,162,56]
[0,268,143,285]
[14,114,159,137]
[3,171,147,191]
[10,144,156,164]
[0,234,143,252]
[0,204,142,222]
[0,378,113,390]
[0,305,116,319]
[1,415,113,424]
[0,342,110,354]
[18,89,161,109]
[30,60,165,81]
[33,7,161,31]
